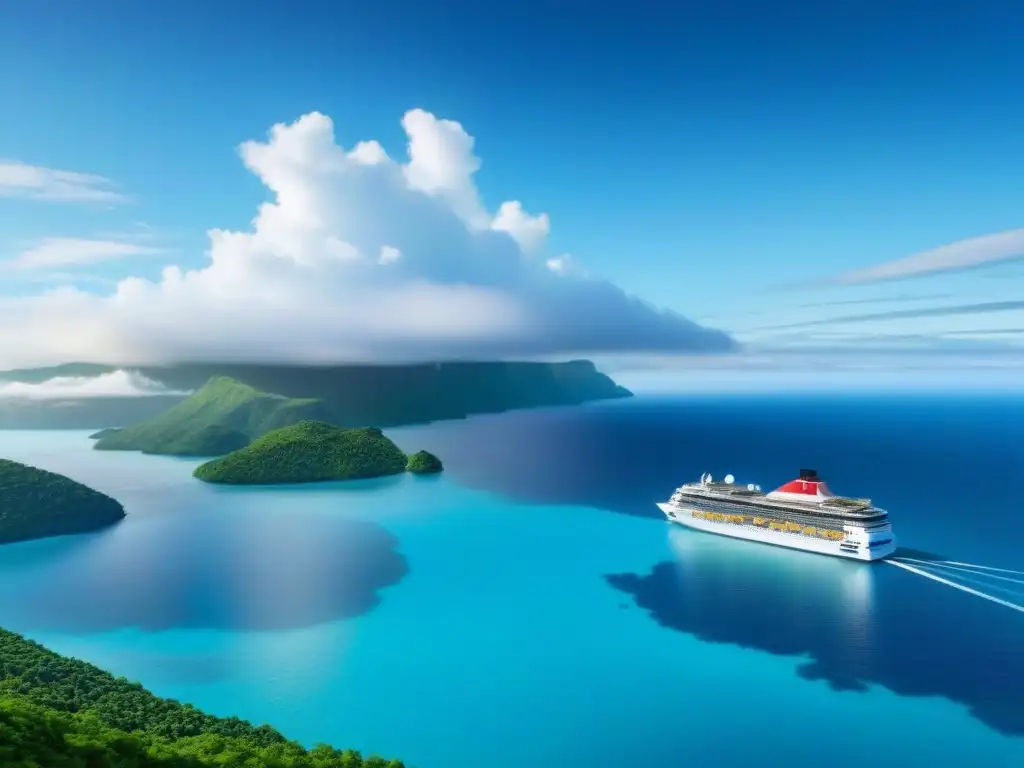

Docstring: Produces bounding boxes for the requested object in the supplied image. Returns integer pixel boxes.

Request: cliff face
[0,360,631,430]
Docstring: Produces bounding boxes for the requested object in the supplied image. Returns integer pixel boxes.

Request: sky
[1,0,1023,391]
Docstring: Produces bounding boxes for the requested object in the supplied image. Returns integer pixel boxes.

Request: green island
[406,450,443,475]
[94,376,335,456]
[193,420,439,485]
[0,459,126,545]
[0,627,404,767]
[88,427,122,440]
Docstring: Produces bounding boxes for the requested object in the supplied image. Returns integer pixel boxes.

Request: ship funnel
[724,474,735,484]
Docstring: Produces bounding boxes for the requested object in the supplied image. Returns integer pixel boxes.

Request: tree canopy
[0,628,403,767]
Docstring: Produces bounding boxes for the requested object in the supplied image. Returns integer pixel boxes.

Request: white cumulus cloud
[492,201,550,252]
[0,370,190,400]
[0,161,129,204]
[0,109,732,368]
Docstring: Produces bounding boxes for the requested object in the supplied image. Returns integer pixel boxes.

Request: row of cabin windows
[680,495,885,526]
[680,498,848,532]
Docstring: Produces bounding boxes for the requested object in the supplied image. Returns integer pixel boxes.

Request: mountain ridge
[93,376,335,455]
[0,360,632,430]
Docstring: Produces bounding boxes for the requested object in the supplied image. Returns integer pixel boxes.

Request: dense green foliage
[406,450,443,474]
[133,361,632,427]
[94,376,335,456]
[160,425,251,456]
[193,421,409,484]
[0,459,125,545]
[88,428,122,440]
[1,360,631,430]
[0,629,404,767]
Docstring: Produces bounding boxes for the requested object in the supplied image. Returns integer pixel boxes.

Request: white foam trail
[894,558,1024,586]
[940,560,1024,575]
[885,559,1024,615]
[901,564,1024,597]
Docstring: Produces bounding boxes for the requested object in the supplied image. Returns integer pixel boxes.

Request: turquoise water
[0,397,1022,767]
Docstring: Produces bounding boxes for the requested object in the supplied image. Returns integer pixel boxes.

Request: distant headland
[0,459,125,545]
[0,360,631,430]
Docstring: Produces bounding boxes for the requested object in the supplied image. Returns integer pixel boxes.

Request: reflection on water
[0,508,409,633]
[606,527,1024,736]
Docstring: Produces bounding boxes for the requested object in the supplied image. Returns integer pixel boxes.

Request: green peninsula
[88,427,121,439]
[193,420,415,484]
[94,375,334,456]
[0,627,404,767]
[0,459,125,545]
[406,450,443,474]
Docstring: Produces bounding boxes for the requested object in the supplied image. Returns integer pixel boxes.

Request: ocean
[0,393,1021,767]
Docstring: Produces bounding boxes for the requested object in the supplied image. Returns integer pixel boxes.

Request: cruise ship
[656,469,896,561]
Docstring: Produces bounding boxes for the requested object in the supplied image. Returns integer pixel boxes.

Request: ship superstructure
[656,469,896,561]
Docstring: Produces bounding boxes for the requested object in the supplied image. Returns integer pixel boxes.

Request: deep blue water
[0,394,1021,767]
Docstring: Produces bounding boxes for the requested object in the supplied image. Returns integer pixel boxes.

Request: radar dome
[724,474,735,484]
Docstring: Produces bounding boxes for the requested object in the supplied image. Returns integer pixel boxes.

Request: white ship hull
[657,502,897,561]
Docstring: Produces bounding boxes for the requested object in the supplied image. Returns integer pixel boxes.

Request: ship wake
[886,557,1024,615]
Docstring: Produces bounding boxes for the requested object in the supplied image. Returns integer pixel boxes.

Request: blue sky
[1,1,1023,389]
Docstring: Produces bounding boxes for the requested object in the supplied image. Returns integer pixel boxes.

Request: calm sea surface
[0,393,1021,767]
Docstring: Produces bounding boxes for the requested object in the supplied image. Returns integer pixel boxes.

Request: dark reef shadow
[0,511,409,633]
[606,528,1024,737]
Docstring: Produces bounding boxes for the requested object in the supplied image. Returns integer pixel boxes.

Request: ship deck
[675,484,885,521]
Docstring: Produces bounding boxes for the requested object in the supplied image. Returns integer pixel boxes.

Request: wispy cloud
[0,160,129,204]
[798,292,953,308]
[746,330,1024,354]
[699,293,955,323]
[612,347,1024,394]
[943,327,1024,337]
[2,237,164,270]
[759,299,1024,331]
[18,272,118,287]
[829,229,1024,284]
